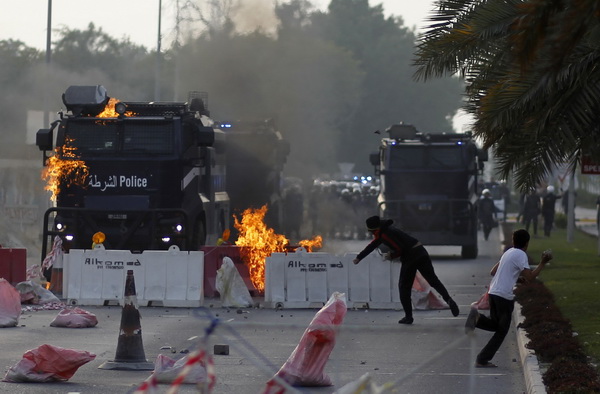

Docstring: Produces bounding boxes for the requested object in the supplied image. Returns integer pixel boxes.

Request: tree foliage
[413,0,600,191]
[1,0,466,179]
[309,0,464,171]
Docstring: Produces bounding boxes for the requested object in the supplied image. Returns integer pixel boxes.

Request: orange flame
[41,138,89,201]
[96,98,135,118]
[298,235,323,252]
[234,205,322,292]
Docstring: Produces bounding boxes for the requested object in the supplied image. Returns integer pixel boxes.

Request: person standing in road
[465,229,552,368]
[353,215,460,324]
[477,189,498,241]
[541,185,561,237]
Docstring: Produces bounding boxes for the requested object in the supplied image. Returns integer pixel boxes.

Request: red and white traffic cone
[99,270,154,370]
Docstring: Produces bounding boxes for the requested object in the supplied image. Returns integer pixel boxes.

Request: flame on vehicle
[96,98,135,118]
[234,205,322,292]
[41,138,89,201]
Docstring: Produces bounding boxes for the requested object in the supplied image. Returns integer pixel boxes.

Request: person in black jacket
[478,189,498,241]
[353,215,459,324]
[523,190,541,236]
[541,185,561,237]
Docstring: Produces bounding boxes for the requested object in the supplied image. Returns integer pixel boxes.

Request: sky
[0,0,471,131]
[0,0,439,50]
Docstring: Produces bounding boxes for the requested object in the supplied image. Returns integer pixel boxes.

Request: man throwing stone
[465,228,552,367]
[353,215,459,324]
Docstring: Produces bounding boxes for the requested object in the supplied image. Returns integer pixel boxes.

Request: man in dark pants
[541,185,561,237]
[353,215,459,324]
[465,229,552,367]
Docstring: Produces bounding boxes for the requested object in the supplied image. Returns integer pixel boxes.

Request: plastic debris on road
[264,292,347,393]
[50,307,98,328]
[216,256,254,308]
[0,278,21,327]
[3,344,95,383]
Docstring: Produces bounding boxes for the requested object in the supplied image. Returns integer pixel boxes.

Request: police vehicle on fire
[36,85,229,260]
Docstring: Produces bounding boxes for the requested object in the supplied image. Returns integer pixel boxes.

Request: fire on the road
[234,205,322,292]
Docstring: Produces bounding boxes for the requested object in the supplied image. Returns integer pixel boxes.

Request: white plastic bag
[0,279,21,327]
[333,373,396,394]
[151,353,208,384]
[216,257,254,308]
[15,280,61,304]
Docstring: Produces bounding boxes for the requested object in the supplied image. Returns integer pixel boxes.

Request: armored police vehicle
[369,124,487,258]
[36,85,229,260]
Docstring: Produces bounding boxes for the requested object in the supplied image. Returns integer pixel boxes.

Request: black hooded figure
[353,216,459,324]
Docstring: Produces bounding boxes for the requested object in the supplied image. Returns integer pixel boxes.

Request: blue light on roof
[220,123,232,128]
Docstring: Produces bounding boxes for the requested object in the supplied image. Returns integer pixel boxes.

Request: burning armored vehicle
[36,85,229,260]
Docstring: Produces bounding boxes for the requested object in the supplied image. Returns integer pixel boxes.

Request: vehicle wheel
[461,245,478,259]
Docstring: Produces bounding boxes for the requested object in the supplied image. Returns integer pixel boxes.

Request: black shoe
[475,361,498,368]
[398,316,414,325]
[465,306,479,334]
[448,298,460,317]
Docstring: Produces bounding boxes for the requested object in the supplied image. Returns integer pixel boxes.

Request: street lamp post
[154,0,162,101]
[44,0,52,127]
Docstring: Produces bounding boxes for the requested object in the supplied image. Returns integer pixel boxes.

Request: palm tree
[413,0,600,191]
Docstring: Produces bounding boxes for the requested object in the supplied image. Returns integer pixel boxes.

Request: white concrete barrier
[265,249,399,309]
[63,245,204,307]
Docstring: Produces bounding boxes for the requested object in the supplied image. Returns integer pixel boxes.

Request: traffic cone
[48,253,63,297]
[99,270,154,370]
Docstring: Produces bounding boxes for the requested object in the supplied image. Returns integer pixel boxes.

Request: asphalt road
[1,226,526,394]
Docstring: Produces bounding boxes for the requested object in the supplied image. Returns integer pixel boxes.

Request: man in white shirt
[465,229,552,368]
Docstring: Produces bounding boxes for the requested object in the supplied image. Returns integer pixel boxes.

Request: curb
[514,304,547,394]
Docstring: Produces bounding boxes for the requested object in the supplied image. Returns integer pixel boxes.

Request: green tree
[0,40,42,87]
[413,0,600,191]
[52,23,154,99]
[309,0,465,172]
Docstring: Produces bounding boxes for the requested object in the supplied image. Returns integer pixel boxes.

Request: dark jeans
[475,294,515,364]
[398,246,451,318]
[543,212,555,236]
[524,214,538,235]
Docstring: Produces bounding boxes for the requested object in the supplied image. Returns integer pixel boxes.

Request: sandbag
[216,257,254,308]
[50,307,98,328]
[0,278,21,327]
[264,292,347,393]
[3,344,95,383]
[411,272,448,310]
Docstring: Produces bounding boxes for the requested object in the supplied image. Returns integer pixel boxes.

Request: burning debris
[234,205,322,293]
[41,138,89,201]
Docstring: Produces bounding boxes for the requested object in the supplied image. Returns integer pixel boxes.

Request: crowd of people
[476,180,574,238]
[281,179,379,241]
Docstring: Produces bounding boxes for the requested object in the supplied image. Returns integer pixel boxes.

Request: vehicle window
[65,121,118,152]
[390,146,464,169]
[123,122,174,154]
[63,120,174,155]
